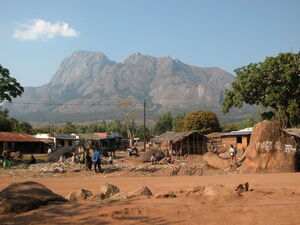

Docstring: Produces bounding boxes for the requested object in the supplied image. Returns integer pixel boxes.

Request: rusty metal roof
[0,132,41,142]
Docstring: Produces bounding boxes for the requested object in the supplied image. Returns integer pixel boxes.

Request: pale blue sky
[0,0,299,87]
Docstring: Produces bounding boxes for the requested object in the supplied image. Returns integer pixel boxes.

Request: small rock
[186,186,205,195]
[203,184,233,199]
[111,192,131,200]
[68,189,93,202]
[100,183,120,198]
[155,192,176,198]
[133,186,153,197]
[235,182,249,195]
[89,192,105,201]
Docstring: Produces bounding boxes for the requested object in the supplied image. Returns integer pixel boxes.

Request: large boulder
[140,149,165,162]
[241,120,299,173]
[203,152,230,170]
[0,181,67,215]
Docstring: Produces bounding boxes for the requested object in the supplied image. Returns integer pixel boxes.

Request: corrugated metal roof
[0,132,41,142]
[152,131,206,144]
[92,133,113,139]
[221,131,252,137]
[51,133,79,139]
[78,134,103,140]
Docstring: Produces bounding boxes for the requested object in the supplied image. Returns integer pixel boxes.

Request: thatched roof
[205,132,224,138]
[151,131,206,144]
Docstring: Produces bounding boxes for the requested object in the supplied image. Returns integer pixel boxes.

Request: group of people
[83,149,107,173]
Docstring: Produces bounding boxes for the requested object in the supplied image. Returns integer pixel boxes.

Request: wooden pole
[193,132,196,154]
[181,139,183,156]
[143,99,146,152]
[187,136,190,155]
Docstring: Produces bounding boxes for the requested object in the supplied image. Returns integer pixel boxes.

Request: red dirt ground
[1,172,300,225]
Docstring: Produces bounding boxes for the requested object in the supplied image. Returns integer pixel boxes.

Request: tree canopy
[181,110,220,133]
[222,52,300,128]
[0,65,24,102]
[153,112,173,135]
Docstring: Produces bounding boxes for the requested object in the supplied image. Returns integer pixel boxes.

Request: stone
[0,181,67,215]
[203,152,230,170]
[68,189,93,202]
[241,120,299,173]
[140,149,165,162]
[100,183,120,198]
[133,186,153,197]
[155,192,176,198]
[89,193,106,201]
[203,184,233,199]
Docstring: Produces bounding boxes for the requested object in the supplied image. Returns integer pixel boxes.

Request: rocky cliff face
[6,51,238,122]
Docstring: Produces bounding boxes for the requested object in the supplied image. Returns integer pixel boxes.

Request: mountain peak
[50,50,115,86]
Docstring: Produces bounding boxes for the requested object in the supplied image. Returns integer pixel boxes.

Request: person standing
[85,151,92,171]
[229,144,237,162]
[3,153,10,169]
[93,149,101,173]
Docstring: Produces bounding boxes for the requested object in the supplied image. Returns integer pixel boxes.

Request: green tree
[0,115,13,131]
[107,120,124,133]
[222,52,300,128]
[182,110,220,133]
[57,122,77,133]
[0,65,24,102]
[154,112,173,135]
[12,120,33,134]
[172,112,185,132]
[98,120,107,132]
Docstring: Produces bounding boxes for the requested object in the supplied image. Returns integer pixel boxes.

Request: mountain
[5,51,255,123]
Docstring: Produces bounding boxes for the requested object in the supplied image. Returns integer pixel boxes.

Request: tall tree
[172,112,185,132]
[182,110,220,133]
[154,112,173,135]
[0,65,24,102]
[222,52,300,128]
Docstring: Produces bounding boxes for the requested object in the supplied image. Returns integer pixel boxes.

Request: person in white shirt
[229,144,237,161]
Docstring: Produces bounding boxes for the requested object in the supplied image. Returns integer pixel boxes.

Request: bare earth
[0,153,300,225]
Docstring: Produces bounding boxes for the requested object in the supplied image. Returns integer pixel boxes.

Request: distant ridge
[6,51,255,123]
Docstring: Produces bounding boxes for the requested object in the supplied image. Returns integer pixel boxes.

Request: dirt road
[1,173,300,224]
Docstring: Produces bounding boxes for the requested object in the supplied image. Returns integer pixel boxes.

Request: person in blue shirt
[93,149,101,173]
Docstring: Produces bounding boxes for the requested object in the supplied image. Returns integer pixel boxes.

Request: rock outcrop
[241,120,299,173]
[0,181,67,215]
[203,152,230,170]
[140,149,165,162]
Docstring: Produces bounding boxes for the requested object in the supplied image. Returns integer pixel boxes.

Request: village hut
[221,128,252,150]
[0,132,43,154]
[151,131,207,156]
[205,132,224,152]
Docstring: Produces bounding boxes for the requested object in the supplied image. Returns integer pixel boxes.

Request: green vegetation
[0,65,33,133]
[222,52,300,128]
[0,65,24,103]
[180,110,220,133]
[222,117,257,131]
[153,112,173,135]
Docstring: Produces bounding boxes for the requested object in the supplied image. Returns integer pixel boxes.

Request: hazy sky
[0,0,299,87]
